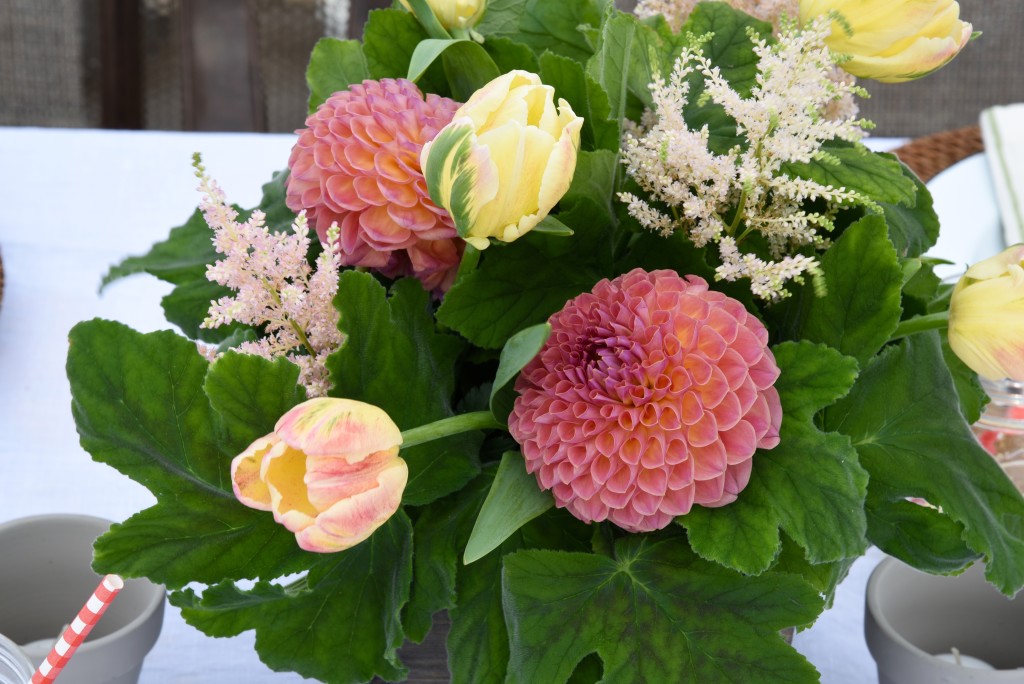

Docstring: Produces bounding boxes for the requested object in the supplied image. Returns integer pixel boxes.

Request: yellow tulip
[948,245,1024,382]
[800,0,973,83]
[399,0,487,32]
[231,397,407,553]
[421,70,583,250]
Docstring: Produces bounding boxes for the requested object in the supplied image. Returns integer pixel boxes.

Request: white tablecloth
[0,127,908,683]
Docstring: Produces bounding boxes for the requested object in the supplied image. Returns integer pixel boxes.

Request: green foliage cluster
[71,2,1024,682]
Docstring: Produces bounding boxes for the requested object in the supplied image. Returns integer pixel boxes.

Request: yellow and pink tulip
[948,245,1024,382]
[231,397,407,553]
[421,70,583,250]
[800,0,973,83]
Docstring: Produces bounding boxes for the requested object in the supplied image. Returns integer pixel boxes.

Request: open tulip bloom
[67,1,1024,683]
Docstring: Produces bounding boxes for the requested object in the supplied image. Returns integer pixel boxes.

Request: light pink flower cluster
[509,269,783,533]
[195,156,343,397]
[286,79,463,294]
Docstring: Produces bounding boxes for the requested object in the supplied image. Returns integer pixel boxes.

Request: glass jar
[972,378,1024,492]
[0,632,33,684]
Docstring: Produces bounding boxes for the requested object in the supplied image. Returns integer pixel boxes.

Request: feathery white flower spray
[620,17,870,300]
[194,154,343,397]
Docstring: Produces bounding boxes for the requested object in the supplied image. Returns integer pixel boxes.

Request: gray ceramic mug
[0,514,165,684]
[865,557,1024,683]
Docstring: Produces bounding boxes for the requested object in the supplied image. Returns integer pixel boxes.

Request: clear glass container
[0,632,33,684]
[972,378,1024,492]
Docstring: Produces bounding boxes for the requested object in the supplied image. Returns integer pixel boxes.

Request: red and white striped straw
[30,574,124,684]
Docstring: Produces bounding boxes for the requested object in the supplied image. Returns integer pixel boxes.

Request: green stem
[400,410,505,449]
[889,311,949,341]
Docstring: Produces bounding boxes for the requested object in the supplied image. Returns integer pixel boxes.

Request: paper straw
[30,574,124,684]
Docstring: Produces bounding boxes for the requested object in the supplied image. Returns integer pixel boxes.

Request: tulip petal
[263,442,319,532]
[421,118,500,240]
[231,435,278,510]
[275,397,403,461]
[297,458,408,553]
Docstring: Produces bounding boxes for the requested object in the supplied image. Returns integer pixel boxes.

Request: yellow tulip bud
[948,245,1024,382]
[421,70,583,250]
[799,0,973,83]
[399,0,487,32]
[231,397,407,553]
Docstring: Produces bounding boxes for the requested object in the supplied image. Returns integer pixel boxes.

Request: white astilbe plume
[194,154,343,397]
[620,18,870,300]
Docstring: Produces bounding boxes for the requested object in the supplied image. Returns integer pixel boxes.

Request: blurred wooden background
[2,0,1021,135]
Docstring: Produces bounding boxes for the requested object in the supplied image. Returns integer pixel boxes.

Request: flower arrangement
[67,0,1024,682]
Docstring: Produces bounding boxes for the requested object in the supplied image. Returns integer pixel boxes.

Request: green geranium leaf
[452,507,592,684]
[539,52,619,152]
[437,230,609,349]
[779,215,904,367]
[783,145,917,208]
[306,37,370,112]
[482,36,539,74]
[442,41,502,102]
[825,333,1024,595]
[865,483,980,574]
[874,162,939,258]
[404,465,496,643]
[772,535,855,610]
[464,452,554,563]
[503,535,823,684]
[561,150,619,230]
[489,322,550,421]
[681,3,770,97]
[513,0,604,62]
[203,352,306,448]
[363,9,447,95]
[172,513,413,684]
[942,334,989,425]
[476,0,525,36]
[327,273,481,505]
[405,464,588,683]
[160,278,246,343]
[68,319,314,587]
[680,341,867,575]
[586,11,667,122]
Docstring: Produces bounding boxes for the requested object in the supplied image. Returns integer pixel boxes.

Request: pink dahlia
[508,269,783,533]
[286,79,463,293]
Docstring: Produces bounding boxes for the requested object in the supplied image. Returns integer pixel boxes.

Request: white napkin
[980,104,1024,246]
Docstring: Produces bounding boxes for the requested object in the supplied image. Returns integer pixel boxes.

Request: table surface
[0,126,932,683]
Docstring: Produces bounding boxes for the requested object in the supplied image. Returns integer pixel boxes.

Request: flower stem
[889,312,949,341]
[401,411,506,448]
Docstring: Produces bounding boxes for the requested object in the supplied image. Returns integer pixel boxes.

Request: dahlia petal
[693,474,726,505]
[687,411,719,448]
[692,439,729,480]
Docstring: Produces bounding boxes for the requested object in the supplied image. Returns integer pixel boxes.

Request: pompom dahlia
[286,79,463,292]
[509,269,783,533]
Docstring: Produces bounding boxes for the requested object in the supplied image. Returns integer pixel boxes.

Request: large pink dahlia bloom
[509,269,783,533]
[286,79,463,293]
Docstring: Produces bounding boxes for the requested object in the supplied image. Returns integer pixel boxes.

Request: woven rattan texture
[892,125,985,184]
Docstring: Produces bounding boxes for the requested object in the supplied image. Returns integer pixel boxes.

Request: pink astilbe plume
[286,79,463,294]
[195,155,343,397]
[509,269,783,533]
